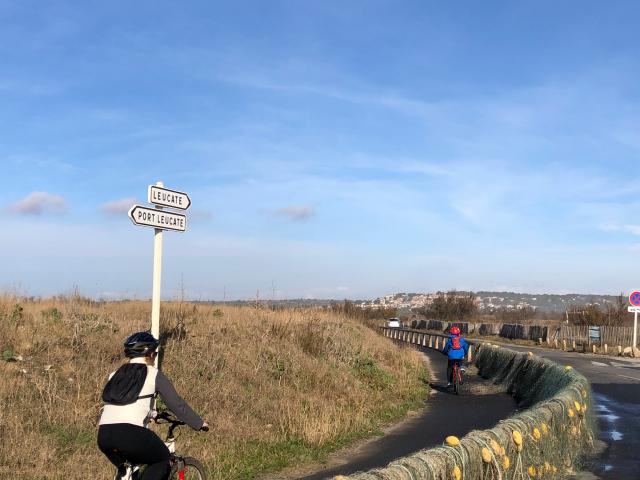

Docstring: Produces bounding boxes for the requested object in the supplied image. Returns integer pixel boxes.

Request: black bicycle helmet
[123,331,160,358]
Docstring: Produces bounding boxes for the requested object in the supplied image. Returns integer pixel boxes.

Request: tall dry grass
[0,296,427,479]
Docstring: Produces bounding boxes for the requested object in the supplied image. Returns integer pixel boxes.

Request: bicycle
[452,360,465,395]
[114,410,208,480]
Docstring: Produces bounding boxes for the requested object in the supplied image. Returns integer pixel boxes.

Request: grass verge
[0,296,428,479]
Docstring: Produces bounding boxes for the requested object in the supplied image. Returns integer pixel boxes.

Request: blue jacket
[442,335,469,360]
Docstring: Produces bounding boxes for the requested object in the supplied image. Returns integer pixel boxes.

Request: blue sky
[1,1,639,299]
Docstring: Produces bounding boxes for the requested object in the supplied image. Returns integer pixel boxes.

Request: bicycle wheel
[169,457,207,480]
[456,365,465,394]
[452,364,459,395]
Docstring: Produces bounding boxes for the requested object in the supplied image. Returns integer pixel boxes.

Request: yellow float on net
[445,436,460,447]
[568,408,575,418]
[528,465,537,477]
[503,456,510,470]
[512,430,523,446]
[574,401,582,412]
[541,423,549,435]
[490,439,501,455]
[544,461,551,472]
[565,365,573,370]
[571,426,578,436]
[581,389,587,398]
[482,447,492,463]
[453,465,462,480]
[532,427,541,441]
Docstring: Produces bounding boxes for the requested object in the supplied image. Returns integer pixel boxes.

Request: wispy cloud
[600,224,640,236]
[6,192,67,215]
[100,197,137,215]
[274,205,315,221]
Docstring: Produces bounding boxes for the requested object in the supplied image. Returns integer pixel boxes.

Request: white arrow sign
[148,185,191,210]
[128,205,187,232]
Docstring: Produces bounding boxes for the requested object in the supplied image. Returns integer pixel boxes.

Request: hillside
[0,296,427,480]
[363,291,624,312]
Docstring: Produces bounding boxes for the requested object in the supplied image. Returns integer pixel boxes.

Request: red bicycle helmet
[450,326,461,336]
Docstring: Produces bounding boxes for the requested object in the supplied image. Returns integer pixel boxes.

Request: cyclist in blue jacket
[442,326,469,387]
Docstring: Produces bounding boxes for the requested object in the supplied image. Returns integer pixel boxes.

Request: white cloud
[599,224,640,236]
[100,197,137,215]
[6,192,67,215]
[274,204,315,221]
[624,225,640,236]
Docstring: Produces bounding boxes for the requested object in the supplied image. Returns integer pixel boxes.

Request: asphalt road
[300,342,640,480]
[495,343,640,479]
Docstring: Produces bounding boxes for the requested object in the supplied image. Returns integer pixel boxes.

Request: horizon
[2,1,640,299]
[1,288,629,303]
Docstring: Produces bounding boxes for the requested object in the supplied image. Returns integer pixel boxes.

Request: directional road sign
[628,306,640,313]
[128,205,187,232]
[148,185,191,210]
[630,291,640,307]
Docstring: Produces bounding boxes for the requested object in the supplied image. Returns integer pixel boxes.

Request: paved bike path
[298,347,517,480]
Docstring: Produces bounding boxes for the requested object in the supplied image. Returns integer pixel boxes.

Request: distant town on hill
[358,291,625,313]
[207,291,625,313]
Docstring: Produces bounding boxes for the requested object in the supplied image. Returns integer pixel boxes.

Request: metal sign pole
[151,181,164,368]
[129,180,191,369]
[634,311,638,350]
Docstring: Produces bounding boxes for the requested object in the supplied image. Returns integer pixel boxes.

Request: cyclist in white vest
[97,332,209,480]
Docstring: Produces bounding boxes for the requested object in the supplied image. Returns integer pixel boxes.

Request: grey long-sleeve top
[156,371,204,430]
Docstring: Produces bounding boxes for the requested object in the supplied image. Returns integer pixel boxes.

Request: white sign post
[628,291,640,350]
[628,306,640,350]
[128,181,191,366]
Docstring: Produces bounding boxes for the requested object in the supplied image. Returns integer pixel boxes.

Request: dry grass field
[0,295,428,479]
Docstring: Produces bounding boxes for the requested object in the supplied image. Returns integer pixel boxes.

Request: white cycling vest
[99,357,158,428]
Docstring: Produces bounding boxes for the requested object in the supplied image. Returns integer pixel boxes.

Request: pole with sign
[628,291,640,349]
[128,182,191,366]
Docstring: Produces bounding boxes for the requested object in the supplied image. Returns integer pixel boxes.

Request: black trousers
[98,423,170,480]
[447,359,462,383]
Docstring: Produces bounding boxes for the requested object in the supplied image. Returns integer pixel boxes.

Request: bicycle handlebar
[153,409,185,426]
[154,409,209,432]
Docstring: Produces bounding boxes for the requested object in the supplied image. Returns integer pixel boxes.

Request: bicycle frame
[115,411,184,480]
[452,360,464,394]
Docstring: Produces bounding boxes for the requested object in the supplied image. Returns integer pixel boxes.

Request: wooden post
[538,337,543,345]
[572,340,576,351]
[562,339,567,351]
[604,344,608,354]
[467,345,473,363]
[618,345,622,356]
[592,344,597,354]
[554,339,558,349]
